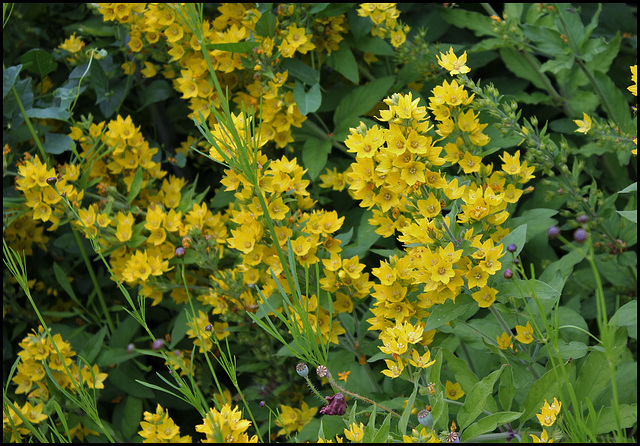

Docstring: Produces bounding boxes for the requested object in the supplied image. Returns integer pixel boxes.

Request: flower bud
[504,268,513,279]
[507,243,517,253]
[577,214,588,224]
[175,246,186,258]
[446,432,461,443]
[573,228,588,243]
[547,225,560,238]
[205,324,213,332]
[259,401,266,408]
[46,177,57,186]
[417,407,433,428]
[126,343,135,353]
[296,363,309,377]
[152,339,164,350]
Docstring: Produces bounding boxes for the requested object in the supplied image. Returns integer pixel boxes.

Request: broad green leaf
[206,41,259,53]
[458,366,505,430]
[78,325,108,364]
[498,366,516,411]
[610,300,637,328]
[3,64,22,99]
[554,340,588,361]
[326,43,358,84]
[96,347,137,367]
[438,7,495,37]
[619,182,637,194]
[593,70,632,129]
[520,364,567,422]
[616,210,636,224]
[521,24,568,56]
[442,348,479,391]
[26,106,70,121]
[462,410,523,441]
[282,59,319,85]
[170,309,190,348]
[362,403,377,443]
[497,279,560,301]
[575,350,611,404]
[499,48,547,90]
[110,362,156,398]
[139,79,174,110]
[113,396,142,440]
[43,133,74,154]
[596,404,637,434]
[424,295,476,331]
[372,412,392,443]
[20,49,58,78]
[302,137,331,180]
[255,11,277,37]
[334,75,395,130]
[294,81,322,116]
[509,208,558,241]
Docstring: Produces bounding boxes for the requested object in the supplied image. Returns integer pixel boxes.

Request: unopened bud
[296,363,309,377]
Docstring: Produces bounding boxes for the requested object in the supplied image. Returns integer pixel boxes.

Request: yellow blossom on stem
[437,46,471,75]
[445,380,465,400]
[344,422,365,442]
[496,332,513,350]
[515,321,535,344]
[573,113,592,133]
[530,429,553,443]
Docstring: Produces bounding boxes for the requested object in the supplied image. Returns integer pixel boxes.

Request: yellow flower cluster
[57,32,86,64]
[275,401,318,437]
[95,3,350,150]
[138,404,192,443]
[3,401,48,442]
[5,326,107,442]
[195,403,258,443]
[343,52,535,370]
[377,320,436,378]
[531,398,562,443]
[357,3,409,48]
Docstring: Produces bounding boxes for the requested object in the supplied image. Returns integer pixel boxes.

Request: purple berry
[126,343,135,353]
[175,246,186,257]
[507,243,517,253]
[152,339,164,350]
[573,228,588,243]
[504,268,513,279]
[577,214,588,224]
[259,401,266,408]
[547,225,560,238]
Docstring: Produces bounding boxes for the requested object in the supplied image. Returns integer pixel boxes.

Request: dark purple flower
[577,214,588,224]
[319,393,346,416]
[547,225,560,238]
[507,243,517,253]
[504,268,513,279]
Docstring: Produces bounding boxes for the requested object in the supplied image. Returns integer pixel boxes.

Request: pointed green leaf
[458,365,505,430]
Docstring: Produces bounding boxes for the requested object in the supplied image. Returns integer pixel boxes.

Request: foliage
[3,2,637,443]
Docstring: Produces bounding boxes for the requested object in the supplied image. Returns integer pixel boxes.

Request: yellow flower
[530,429,553,443]
[542,398,562,416]
[628,65,637,97]
[437,46,471,75]
[573,113,592,133]
[472,285,498,308]
[344,422,365,442]
[445,380,465,400]
[496,332,513,350]
[536,407,557,427]
[338,370,351,382]
[515,321,535,344]
[59,32,85,53]
[21,401,48,424]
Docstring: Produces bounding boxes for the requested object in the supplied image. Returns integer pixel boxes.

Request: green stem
[71,227,115,333]
[7,76,48,162]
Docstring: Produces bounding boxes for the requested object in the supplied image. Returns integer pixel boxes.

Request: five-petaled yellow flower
[496,332,513,350]
[573,113,592,133]
[437,46,471,75]
[530,429,553,443]
[445,380,465,401]
[515,321,534,344]
[338,370,351,382]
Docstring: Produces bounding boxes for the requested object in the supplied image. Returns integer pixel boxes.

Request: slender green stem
[71,227,115,333]
[7,74,48,162]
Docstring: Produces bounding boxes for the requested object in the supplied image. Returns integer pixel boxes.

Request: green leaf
[334,75,395,131]
[43,133,74,154]
[78,326,108,364]
[110,362,156,398]
[593,70,632,129]
[424,295,476,331]
[294,81,322,116]
[362,403,377,443]
[616,210,636,224]
[90,59,109,101]
[53,262,79,302]
[575,350,612,404]
[521,24,568,56]
[127,167,144,204]
[554,340,588,361]
[439,7,495,37]
[3,64,22,99]
[281,59,319,85]
[610,300,637,328]
[20,49,58,78]
[596,404,637,434]
[372,412,392,443]
[116,396,142,440]
[255,11,277,37]
[206,41,259,53]
[139,79,174,110]
[399,378,420,436]
[458,365,505,430]
[302,137,331,180]
[499,48,547,90]
[462,410,523,441]
[619,182,637,194]
[326,42,358,84]
[442,348,479,391]
[498,365,516,411]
